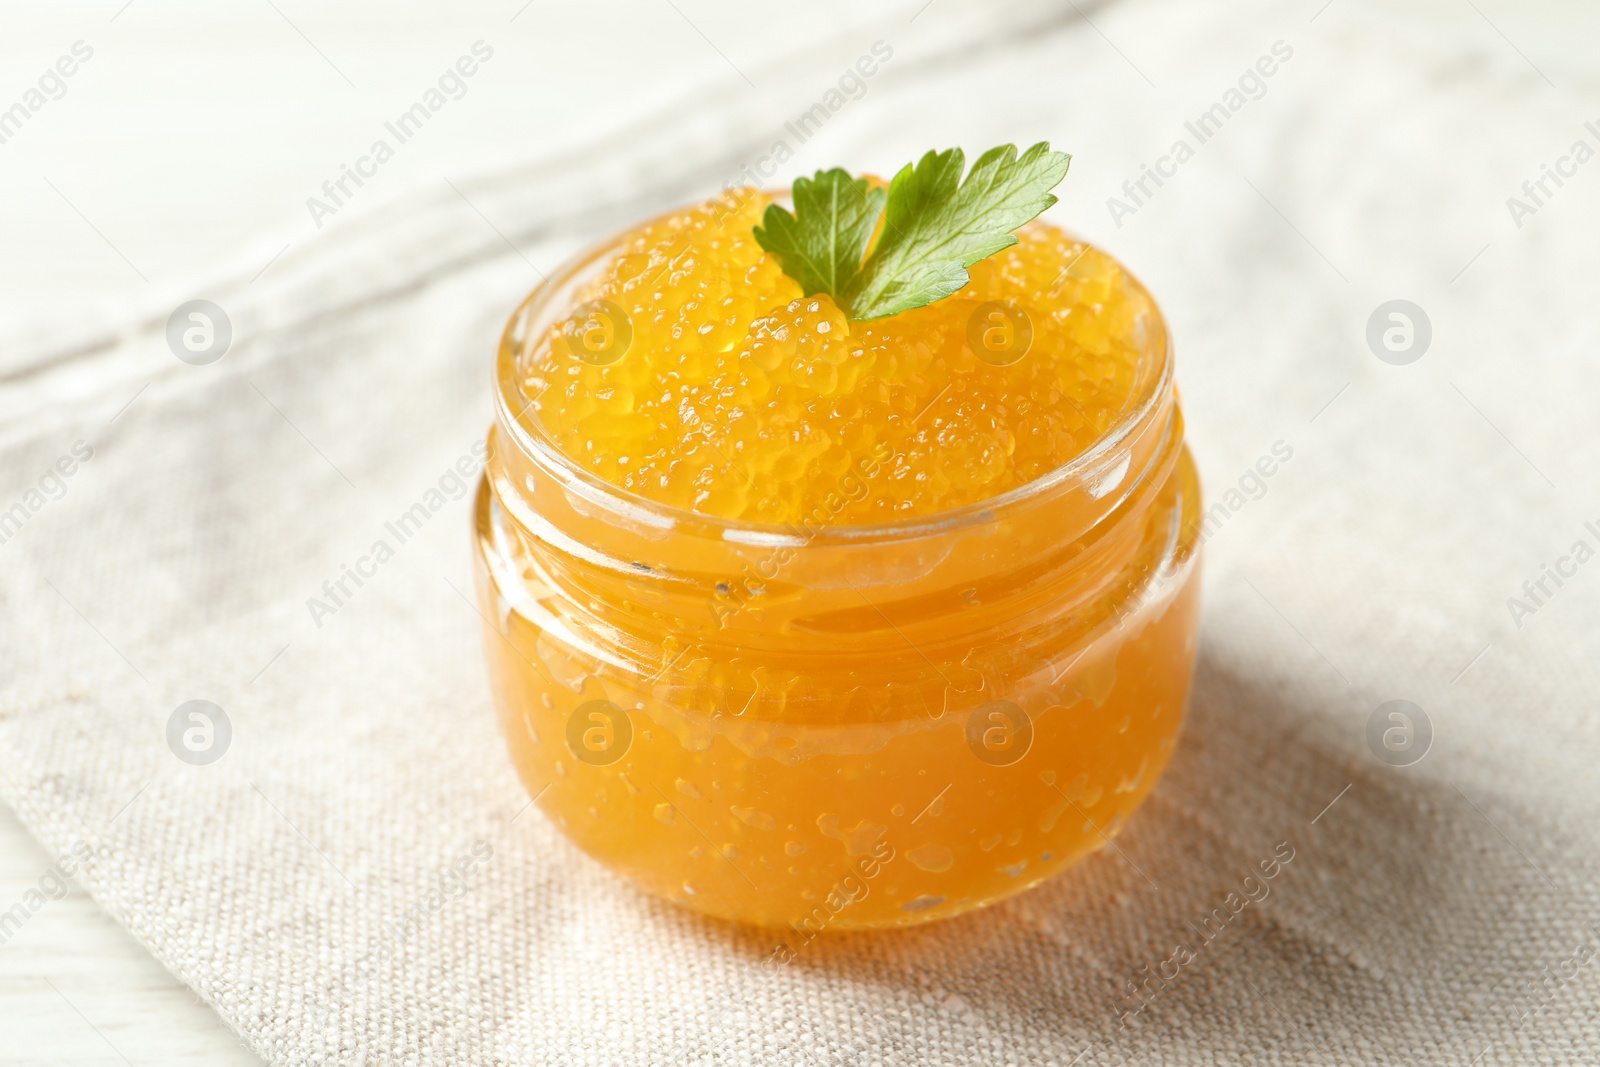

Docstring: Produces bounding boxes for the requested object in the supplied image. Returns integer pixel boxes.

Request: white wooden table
[4,1,1594,1063]
[0,807,263,1065]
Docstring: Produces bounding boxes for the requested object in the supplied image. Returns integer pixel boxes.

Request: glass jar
[471,213,1202,931]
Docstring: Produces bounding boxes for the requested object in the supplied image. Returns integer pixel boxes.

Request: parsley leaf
[846,143,1071,320]
[752,168,885,301]
[753,142,1072,322]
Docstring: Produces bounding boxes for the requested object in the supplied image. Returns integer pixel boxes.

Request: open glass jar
[472,213,1202,931]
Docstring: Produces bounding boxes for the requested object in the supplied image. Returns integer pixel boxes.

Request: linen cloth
[4,0,1600,1063]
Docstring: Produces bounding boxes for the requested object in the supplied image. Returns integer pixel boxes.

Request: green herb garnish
[753,142,1071,322]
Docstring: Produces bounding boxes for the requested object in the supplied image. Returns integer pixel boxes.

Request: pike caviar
[524,190,1148,524]
[474,188,1203,929]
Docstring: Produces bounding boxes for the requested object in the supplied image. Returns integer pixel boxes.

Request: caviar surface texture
[524,190,1154,525]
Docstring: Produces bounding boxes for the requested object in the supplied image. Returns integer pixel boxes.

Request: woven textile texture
[4,1,1599,1063]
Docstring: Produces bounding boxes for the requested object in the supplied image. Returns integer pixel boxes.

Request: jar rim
[493,193,1174,549]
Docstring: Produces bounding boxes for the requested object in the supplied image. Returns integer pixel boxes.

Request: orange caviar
[527,190,1151,524]
[474,188,1202,930]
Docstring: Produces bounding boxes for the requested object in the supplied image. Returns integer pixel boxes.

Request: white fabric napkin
[5,0,1599,1063]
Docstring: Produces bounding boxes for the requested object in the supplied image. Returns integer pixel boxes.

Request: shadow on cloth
[681,640,1586,1062]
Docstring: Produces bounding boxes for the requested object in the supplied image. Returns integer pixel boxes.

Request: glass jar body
[472,223,1202,931]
